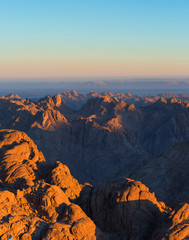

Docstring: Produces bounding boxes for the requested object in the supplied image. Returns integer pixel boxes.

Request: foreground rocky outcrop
[78,178,167,240]
[1,129,189,239]
[0,129,46,188]
[0,183,105,240]
[0,130,104,240]
[50,161,82,201]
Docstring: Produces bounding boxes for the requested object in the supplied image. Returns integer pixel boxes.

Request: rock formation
[0,129,46,188]
[0,129,189,239]
[0,130,105,240]
[78,178,167,240]
[50,161,82,201]
[152,203,189,240]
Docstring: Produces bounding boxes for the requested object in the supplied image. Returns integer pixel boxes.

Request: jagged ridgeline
[0,93,189,185]
[1,92,189,239]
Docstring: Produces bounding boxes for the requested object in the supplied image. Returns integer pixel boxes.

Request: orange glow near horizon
[0,58,189,79]
[1,1,189,80]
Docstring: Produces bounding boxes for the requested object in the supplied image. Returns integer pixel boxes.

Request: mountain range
[0,129,188,240]
[1,92,189,185]
[1,91,189,239]
[59,90,189,110]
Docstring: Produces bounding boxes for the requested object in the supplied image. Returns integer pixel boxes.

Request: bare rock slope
[129,140,189,204]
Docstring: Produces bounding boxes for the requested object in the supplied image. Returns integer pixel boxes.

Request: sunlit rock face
[0,129,105,240]
[31,109,68,131]
[42,204,105,240]
[0,183,105,240]
[50,161,82,201]
[0,129,46,188]
[152,203,189,240]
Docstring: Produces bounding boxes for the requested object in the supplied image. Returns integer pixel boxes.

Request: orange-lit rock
[50,161,82,201]
[0,129,106,239]
[42,204,106,240]
[31,109,68,130]
[152,203,189,240]
[0,129,46,188]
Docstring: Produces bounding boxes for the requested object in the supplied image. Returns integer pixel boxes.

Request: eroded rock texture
[0,130,104,240]
[50,161,82,201]
[0,129,46,188]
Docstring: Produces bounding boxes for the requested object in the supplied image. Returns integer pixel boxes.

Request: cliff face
[128,140,189,204]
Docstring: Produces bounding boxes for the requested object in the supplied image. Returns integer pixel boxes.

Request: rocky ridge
[60,91,189,110]
[1,94,189,186]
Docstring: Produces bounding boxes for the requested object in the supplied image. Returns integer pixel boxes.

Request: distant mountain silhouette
[60,90,189,110]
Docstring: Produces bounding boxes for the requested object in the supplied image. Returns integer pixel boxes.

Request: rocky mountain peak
[127,103,136,111]
[6,93,21,99]
[52,94,62,107]
[71,90,79,97]
[158,97,167,104]
[168,97,181,104]
[99,95,113,103]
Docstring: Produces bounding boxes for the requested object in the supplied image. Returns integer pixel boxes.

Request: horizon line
[0,76,189,82]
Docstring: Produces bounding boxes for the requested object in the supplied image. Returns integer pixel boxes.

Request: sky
[0,0,189,81]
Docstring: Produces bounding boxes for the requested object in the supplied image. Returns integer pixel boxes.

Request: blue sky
[0,0,189,80]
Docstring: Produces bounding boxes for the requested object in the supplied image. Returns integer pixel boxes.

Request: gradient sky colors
[0,0,189,80]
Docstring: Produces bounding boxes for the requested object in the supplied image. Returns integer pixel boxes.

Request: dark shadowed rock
[129,141,189,204]
[78,178,167,240]
[152,203,189,240]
